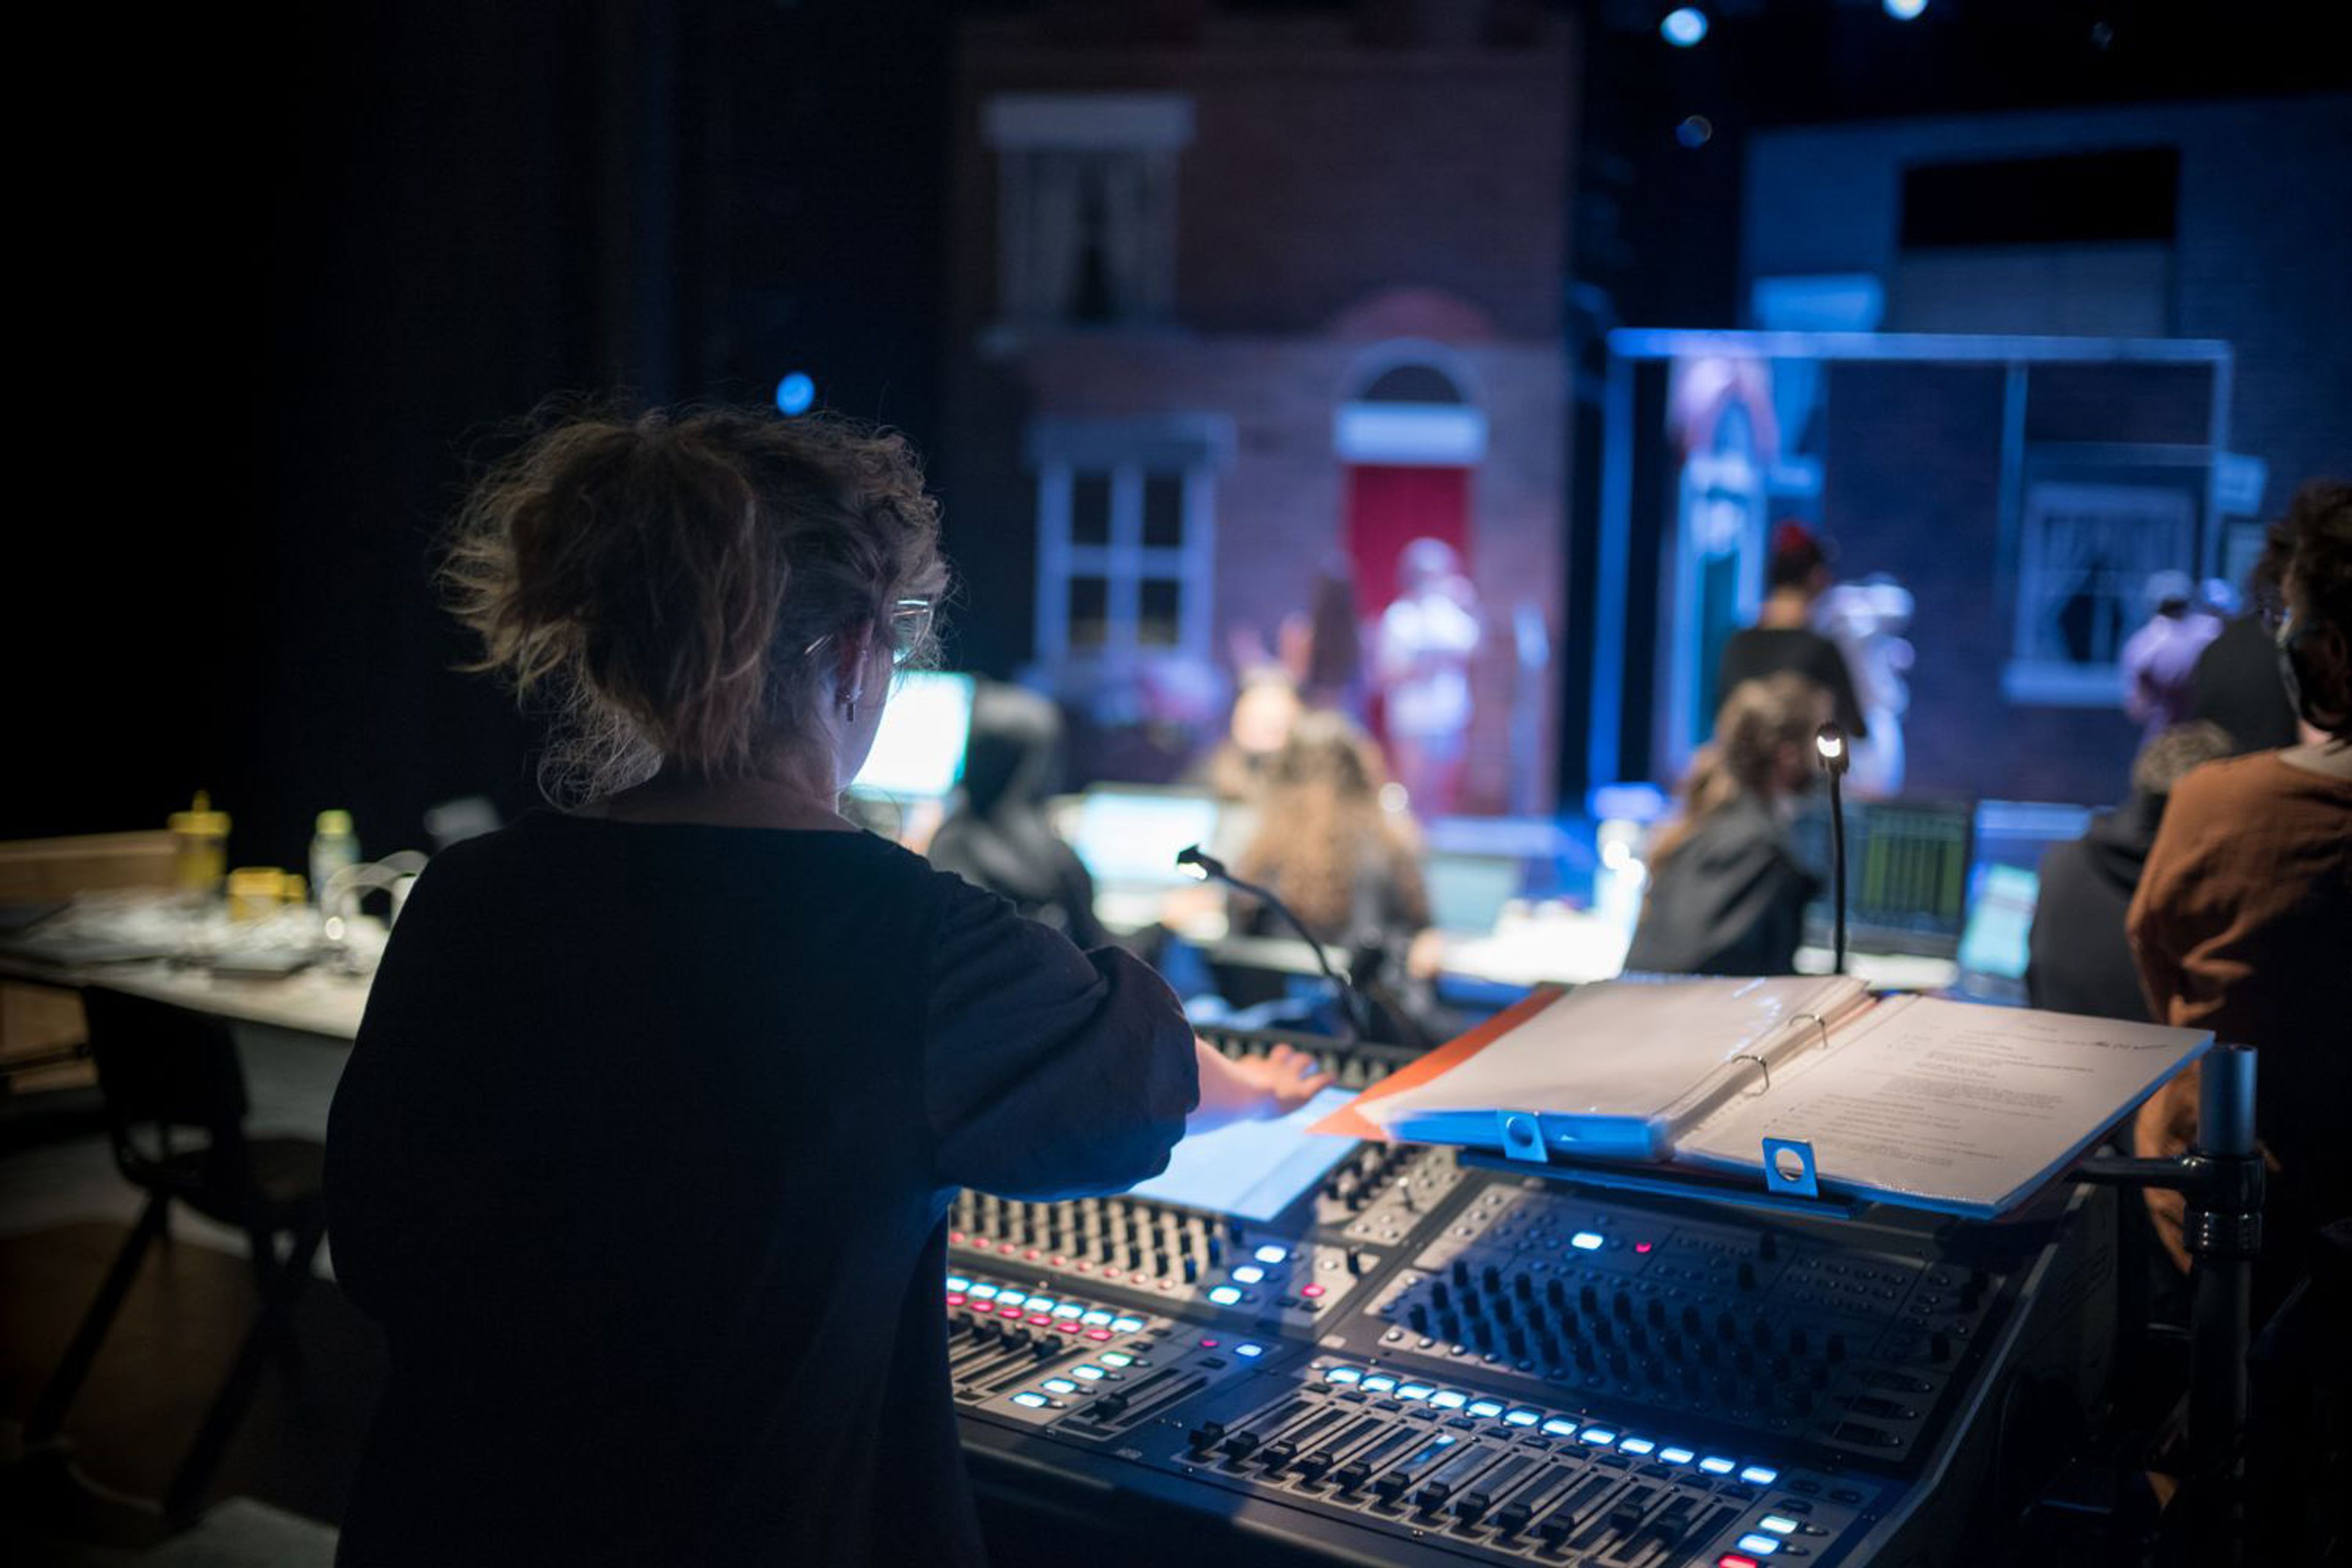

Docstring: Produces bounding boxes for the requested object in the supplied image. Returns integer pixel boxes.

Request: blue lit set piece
[1659,6,1708,47]
[774,371,816,416]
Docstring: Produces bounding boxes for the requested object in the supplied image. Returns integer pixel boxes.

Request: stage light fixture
[1660,7,1708,47]
[774,371,816,417]
[1883,0,1928,18]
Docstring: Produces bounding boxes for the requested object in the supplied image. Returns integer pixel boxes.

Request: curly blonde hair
[442,402,949,804]
[1235,710,1428,941]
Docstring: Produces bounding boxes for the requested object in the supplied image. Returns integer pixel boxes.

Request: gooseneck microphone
[1814,723,1850,976]
[1177,845,1370,1042]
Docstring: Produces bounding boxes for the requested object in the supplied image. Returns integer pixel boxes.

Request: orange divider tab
[1307,985,1571,1142]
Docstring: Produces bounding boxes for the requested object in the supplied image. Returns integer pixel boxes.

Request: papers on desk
[1314,976,2210,1218]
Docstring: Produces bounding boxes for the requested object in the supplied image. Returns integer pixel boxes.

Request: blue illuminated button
[1254,1244,1289,1264]
[970,1284,1001,1300]
[1540,1418,1580,1438]
[1759,1516,1798,1535]
[1430,1390,1468,1409]
[1080,1310,1112,1326]
[1620,1438,1657,1455]
[1072,1365,1106,1381]
[1098,1352,1135,1367]
[1110,1316,1146,1332]
[1659,1446,1696,1464]
[945,1275,971,1292]
[1467,1399,1506,1418]
[1503,1408,1541,1427]
[1231,1265,1267,1284]
[1324,1366,1362,1384]
[1736,1535,1781,1556]
[1700,1455,1737,1475]
[1011,1392,1049,1408]
[1740,1465,1780,1486]
[1396,1382,1436,1401]
[1579,1427,1618,1445]
[1571,1231,1605,1251]
[1207,1286,1244,1306]
[1236,1342,1265,1358]
[1362,1374,1400,1393]
[1041,1378,1078,1395]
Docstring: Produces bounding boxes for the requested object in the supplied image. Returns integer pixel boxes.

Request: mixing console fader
[949,1027,2117,1568]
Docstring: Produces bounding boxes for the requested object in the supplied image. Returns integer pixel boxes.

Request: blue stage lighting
[774,372,816,416]
[1660,7,1708,47]
[1883,0,1928,18]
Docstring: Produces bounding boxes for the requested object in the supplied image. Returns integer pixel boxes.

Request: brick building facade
[937,1,1574,813]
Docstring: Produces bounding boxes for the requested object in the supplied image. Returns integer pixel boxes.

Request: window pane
[1139,578,1182,647]
[1068,576,1109,648]
[1141,472,1185,548]
[1071,473,1112,546]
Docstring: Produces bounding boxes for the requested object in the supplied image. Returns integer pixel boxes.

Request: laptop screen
[1071,788,1224,889]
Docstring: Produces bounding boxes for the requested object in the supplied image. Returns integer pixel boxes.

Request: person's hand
[1225,1042,1335,1119]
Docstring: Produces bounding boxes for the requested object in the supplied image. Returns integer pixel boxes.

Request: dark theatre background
[2,1,2348,1566]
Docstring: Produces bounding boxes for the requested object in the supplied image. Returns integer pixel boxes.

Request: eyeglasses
[803,598,935,668]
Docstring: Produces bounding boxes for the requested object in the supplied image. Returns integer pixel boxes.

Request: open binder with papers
[1309,975,2212,1218]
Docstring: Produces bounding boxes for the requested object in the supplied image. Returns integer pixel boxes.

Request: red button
[1300,1284,1326,1298]
[998,1304,1023,1317]
[945,1293,966,1306]
[1719,1555,1760,1568]
[1086,1328,1113,1340]
[1028,1313,1052,1325]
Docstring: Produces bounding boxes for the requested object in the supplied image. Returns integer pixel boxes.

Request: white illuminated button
[1760,1516,1798,1535]
[1098,1352,1134,1367]
[1620,1438,1657,1455]
[1579,1427,1618,1446]
[1396,1382,1436,1401]
[1741,1465,1780,1486]
[1207,1286,1244,1306]
[1024,1297,1055,1313]
[1072,1365,1106,1381]
[1468,1399,1506,1418]
[1571,1231,1605,1251]
[1324,1366,1363,1384]
[1012,1392,1049,1408]
[970,1284,1001,1300]
[945,1275,971,1292]
[1659,1447,1696,1464]
[1254,1245,1289,1264]
[1110,1316,1145,1332]
[1237,1343,1265,1359]
[1736,1534,1781,1556]
[996,1290,1027,1306]
[1540,1418,1579,1438]
[1054,1304,1084,1319]
[1503,1408,1541,1427]
[1362,1374,1400,1393]
[1080,1310,1112,1326]
[1430,1390,1468,1409]
[1700,1455,1737,1475]
[1231,1265,1267,1284]
[1041,1378,1078,1395]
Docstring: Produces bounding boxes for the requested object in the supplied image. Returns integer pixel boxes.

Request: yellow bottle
[168,791,231,898]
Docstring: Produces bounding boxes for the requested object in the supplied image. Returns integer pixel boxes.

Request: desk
[0,952,371,1044]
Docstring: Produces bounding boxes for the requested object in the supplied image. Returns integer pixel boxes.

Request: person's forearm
[1188,1038,1272,1136]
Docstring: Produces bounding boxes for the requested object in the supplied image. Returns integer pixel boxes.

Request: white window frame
[1029,416,1234,668]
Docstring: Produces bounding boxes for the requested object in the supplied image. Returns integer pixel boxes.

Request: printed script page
[1680,996,2211,1214]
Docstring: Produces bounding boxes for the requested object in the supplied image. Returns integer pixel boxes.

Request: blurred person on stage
[1374,537,1480,814]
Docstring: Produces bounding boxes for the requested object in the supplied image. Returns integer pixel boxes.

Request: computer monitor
[1071,786,1224,891]
[848,671,974,800]
[1791,797,1973,959]
[1425,851,1522,935]
[1955,862,2041,1005]
[1971,799,2096,873]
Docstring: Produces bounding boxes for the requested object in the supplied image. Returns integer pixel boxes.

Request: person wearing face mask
[325,407,1330,1568]
[2127,478,2352,1296]
[1625,673,1833,976]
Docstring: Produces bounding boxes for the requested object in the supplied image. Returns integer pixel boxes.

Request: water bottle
[310,810,360,910]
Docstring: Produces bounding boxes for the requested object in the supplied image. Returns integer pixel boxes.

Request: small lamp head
[1814,723,1849,777]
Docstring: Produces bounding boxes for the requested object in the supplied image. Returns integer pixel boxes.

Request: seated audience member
[1626,674,1830,977]
[1193,665,1303,803]
[2122,570,2226,745]
[1232,710,1429,952]
[2128,478,2352,1289]
[2190,499,2321,753]
[2027,722,2234,1021]
[925,682,1106,948]
[1717,523,1868,741]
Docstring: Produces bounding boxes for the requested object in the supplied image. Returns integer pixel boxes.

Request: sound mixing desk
[949,1030,2118,1568]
